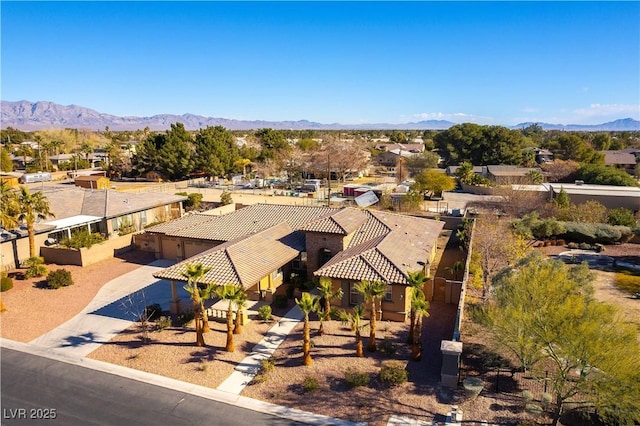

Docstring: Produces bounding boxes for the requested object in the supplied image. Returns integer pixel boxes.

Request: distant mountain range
[2,100,639,131]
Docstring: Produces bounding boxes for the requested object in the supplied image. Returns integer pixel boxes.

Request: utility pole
[326,151,331,207]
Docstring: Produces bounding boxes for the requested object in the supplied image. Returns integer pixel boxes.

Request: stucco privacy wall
[41,234,134,267]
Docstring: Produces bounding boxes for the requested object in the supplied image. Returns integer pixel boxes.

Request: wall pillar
[169,280,182,314]
[440,340,463,388]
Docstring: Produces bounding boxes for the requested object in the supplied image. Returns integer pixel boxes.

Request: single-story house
[151,204,444,322]
[74,175,110,190]
[601,150,638,175]
[548,183,640,212]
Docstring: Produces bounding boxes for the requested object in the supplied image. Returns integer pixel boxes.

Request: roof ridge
[223,248,244,287]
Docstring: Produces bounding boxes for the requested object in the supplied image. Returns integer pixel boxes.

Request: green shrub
[188,193,203,210]
[608,207,636,227]
[344,369,370,388]
[220,190,233,206]
[379,337,398,357]
[46,269,74,289]
[562,222,632,244]
[260,357,276,373]
[541,392,553,408]
[302,376,320,393]
[257,305,272,322]
[156,316,172,331]
[1,276,13,292]
[144,303,163,321]
[522,390,534,402]
[379,361,407,388]
[274,294,288,308]
[24,257,48,278]
[59,229,106,249]
[177,310,195,327]
[614,272,640,295]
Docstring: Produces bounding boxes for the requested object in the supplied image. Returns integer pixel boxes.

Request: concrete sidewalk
[29,259,178,357]
[217,304,304,394]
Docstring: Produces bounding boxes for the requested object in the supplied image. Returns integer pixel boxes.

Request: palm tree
[411,296,430,361]
[181,263,214,346]
[339,305,368,357]
[354,280,388,352]
[446,261,464,281]
[317,277,343,322]
[79,142,93,164]
[0,181,19,230]
[16,187,54,258]
[296,292,319,366]
[406,270,427,344]
[233,290,248,335]
[215,283,245,352]
[316,306,331,336]
[15,144,32,169]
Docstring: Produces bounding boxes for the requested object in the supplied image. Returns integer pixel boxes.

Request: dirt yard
[0,251,155,342]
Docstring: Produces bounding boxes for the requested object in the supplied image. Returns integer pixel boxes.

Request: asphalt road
[1,348,305,426]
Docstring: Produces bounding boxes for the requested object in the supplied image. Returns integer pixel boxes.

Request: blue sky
[2,1,639,126]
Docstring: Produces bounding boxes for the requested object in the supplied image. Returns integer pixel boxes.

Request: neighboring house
[445,165,486,177]
[548,183,640,211]
[74,175,110,190]
[486,165,542,185]
[523,147,554,164]
[375,143,424,154]
[9,154,34,169]
[151,203,444,322]
[49,153,106,169]
[601,150,638,175]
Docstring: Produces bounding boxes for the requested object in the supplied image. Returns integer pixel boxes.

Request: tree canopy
[488,252,640,425]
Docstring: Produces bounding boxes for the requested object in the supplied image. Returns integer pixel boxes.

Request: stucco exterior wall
[304,232,348,280]
[41,234,134,267]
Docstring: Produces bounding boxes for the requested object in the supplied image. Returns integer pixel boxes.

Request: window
[320,248,332,266]
[384,285,393,302]
[140,210,147,227]
[271,267,283,280]
[349,282,363,306]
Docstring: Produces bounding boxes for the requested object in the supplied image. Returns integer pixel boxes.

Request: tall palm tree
[215,283,245,352]
[406,270,427,344]
[411,296,430,361]
[181,263,214,346]
[15,145,32,169]
[296,292,319,366]
[317,277,343,322]
[355,280,387,352]
[339,305,368,357]
[16,187,54,258]
[233,290,248,335]
[0,181,19,230]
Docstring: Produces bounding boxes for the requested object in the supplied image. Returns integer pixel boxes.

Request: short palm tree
[354,280,387,352]
[411,296,430,361]
[317,277,343,322]
[339,305,368,357]
[181,263,214,346]
[316,306,331,336]
[215,283,245,352]
[446,261,464,281]
[296,292,319,366]
[406,270,427,344]
[233,290,248,335]
[16,187,54,258]
[24,256,48,278]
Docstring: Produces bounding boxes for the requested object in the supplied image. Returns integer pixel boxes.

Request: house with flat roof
[548,183,640,211]
[151,204,444,322]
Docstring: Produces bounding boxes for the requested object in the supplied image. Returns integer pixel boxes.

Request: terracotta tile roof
[300,208,368,235]
[146,214,218,234]
[167,204,338,241]
[153,222,302,288]
[315,211,444,285]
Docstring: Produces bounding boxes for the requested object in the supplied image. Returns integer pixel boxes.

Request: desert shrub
[257,305,272,322]
[260,357,276,373]
[345,369,370,388]
[379,361,407,388]
[524,403,543,416]
[24,257,48,278]
[302,376,320,393]
[1,276,13,292]
[46,269,74,289]
[541,392,553,408]
[274,294,288,308]
[578,242,593,250]
[614,272,640,295]
[156,316,172,331]
[608,207,636,227]
[59,229,106,249]
[144,303,163,321]
[522,390,534,402]
[463,376,484,399]
[177,310,195,327]
[562,222,632,244]
[379,337,398,357]
[220,190,233,206]
[567,242,579,249]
